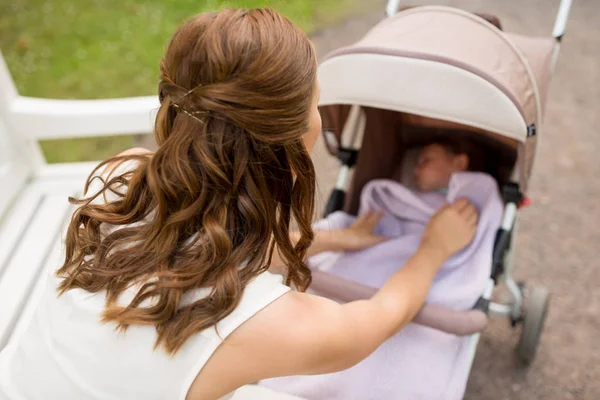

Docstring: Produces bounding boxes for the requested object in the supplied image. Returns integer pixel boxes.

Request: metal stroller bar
[490,197,522,321]
[326,105,357,191]
[552,0,573,69]
[324,105,364,216]
[386,0,573,42]
[492,0,573,323]
[552,0,572,41]
[385,0,402,17]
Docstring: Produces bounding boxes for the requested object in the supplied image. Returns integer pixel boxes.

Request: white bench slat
[36,161,99,181]
[8,237,62,346]
[0,161,30,219]
[28,176,86,197]
[0,194,72,349]
[0,186,44,278]
[9,96,157,140]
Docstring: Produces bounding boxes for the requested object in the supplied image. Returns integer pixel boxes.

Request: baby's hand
[338,210,388,251]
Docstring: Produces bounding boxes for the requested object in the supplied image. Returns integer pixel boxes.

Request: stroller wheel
[516,285,550,365]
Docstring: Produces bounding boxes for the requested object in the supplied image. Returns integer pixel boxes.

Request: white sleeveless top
[0,267,290,400]
[0,161,291,399]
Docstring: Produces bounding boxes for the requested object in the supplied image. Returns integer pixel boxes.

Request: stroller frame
[320,0,573,365]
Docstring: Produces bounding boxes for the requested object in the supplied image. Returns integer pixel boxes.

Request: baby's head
[413,138,472,192]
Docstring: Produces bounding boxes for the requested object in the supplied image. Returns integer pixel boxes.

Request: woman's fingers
[465,206,478,227]
[458,201,477,222]
[353,209,384,231]
[451,198,478,226]
[351,210,371,228]
[467,205,478,227]
[451,198,470,213]
[366,210,384,228]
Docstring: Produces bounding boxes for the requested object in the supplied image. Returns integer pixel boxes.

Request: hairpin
[171,103,207,124]
[176,83,202,101]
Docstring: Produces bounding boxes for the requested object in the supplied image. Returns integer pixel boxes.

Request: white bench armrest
[8,95,159,140]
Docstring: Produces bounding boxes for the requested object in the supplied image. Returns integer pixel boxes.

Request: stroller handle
[552,0,573,69]
[385,0,573,42]
[552,0,573,41]
[309,270,488,336]
[385,0,401,18]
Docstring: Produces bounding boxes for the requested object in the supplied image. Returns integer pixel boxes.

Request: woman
[0,8,478,400]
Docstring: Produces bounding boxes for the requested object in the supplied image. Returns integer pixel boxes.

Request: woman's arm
[211,199,478,389]
[298,200,477,371]
[269,210,386,272]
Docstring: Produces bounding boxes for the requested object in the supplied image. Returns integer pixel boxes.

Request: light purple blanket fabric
[310,171,503,310]
[260,172,503,400]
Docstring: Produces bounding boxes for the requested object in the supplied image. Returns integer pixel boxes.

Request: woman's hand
[271,211,386,270]
[421,198,478,260]
[336,210,388,251]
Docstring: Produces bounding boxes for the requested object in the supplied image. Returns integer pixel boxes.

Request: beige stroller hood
[318,6,556,192]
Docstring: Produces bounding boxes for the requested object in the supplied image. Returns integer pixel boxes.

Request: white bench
[0,51,302,400]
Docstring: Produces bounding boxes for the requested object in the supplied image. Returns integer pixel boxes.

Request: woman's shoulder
[98,147,153,181]
[188,287,333,393]
[101,148,153,174]
[218,271,292,332]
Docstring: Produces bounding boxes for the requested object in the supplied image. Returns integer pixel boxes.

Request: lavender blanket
[261,172,503,399]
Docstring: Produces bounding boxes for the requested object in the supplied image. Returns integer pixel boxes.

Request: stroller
[261,1,572,399]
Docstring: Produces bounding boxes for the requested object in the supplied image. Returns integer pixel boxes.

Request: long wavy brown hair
[57,8,317,354]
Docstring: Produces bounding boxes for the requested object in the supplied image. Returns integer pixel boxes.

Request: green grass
[0,0,362,163]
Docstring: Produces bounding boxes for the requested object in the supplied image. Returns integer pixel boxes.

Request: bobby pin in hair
[171,103,207,124]
[176,83,202,102]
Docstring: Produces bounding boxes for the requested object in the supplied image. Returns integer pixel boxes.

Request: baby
[413,137,480,194]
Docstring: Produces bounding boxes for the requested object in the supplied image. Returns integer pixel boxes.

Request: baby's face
[414,144,467,192]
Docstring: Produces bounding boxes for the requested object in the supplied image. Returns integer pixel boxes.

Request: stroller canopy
[318,6,555,145]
